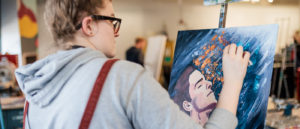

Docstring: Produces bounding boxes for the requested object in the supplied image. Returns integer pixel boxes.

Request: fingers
[229,44,237,55]
[224,44,250,62]
[223,45,229,55]
[236,46,243,57]
[243,52,250,66]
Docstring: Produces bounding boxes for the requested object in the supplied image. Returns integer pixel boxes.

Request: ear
[81,16,96,36]
[183,101,193,112]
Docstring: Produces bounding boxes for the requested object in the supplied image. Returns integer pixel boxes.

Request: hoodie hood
[15,48,105,107]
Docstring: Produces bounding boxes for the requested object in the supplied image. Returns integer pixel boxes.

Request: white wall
[113,2,145,59]
[36,0,57,59]
[37,1,300,59]
[114,1,300,59]
[226,4,300,53]
[1,0,22,66]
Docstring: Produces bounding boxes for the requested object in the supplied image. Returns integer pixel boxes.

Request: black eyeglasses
[75,15,122,34]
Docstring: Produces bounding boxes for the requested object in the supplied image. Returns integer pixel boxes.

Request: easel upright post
[219,3,228,28]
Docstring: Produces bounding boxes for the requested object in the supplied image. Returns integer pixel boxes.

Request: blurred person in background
[126,37,146,66]
[294,31,300,72]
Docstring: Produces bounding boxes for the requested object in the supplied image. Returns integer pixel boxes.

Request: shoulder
[107,60,152,86]
[79,57,148,85]
[112,60,144,75]
[84,58,145,76]
[126,47,135,52]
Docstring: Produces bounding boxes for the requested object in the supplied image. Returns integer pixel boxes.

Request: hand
[222,44,250,92]
[297,67,300,72]
[217,44,250,115]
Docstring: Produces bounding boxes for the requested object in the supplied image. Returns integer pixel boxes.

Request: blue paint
[237,41,243,47]
[169,24,278,129]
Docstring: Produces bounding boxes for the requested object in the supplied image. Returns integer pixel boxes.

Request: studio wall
[36,0,300,59]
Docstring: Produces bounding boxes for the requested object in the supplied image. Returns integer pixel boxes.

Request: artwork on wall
[204,0,242,5]
[168,24,278,129]
[17,0,38,54]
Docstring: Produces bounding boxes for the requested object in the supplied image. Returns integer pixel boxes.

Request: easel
[276,48,291,98]
[218,1,291,99]
[219,3,228,28]
[271,18,292,99]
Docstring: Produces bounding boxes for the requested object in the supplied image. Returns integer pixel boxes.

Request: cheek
[194,93,207,106]
[97,27,114,44]
[97,23,114,37]
[102,23,114,35]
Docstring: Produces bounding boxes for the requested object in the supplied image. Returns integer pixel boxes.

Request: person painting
[173,66,217,126]
[126,37,146,66]
[15,0,250,129]
[294,31,300,100]
[294,31,300,72]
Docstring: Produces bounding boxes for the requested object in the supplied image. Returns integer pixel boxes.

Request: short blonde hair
[44,0,106,48]
[135,37,146,44]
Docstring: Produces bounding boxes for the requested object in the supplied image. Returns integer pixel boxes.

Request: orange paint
[201,58,211,69]
[212,35,218,41]
[205,49,210,55]
[213,78,217,84]
[194,59,201,66]
[210,45,216,51]
[218,36,223,43]
[207,77,211,81]
[213,62,218,68]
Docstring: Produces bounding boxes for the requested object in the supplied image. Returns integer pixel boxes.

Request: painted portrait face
[183,70,217,126]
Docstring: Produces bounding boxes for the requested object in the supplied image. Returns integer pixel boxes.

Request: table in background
[1,97,24,129]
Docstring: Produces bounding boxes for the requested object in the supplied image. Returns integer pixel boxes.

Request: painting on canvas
[168,24,278,129]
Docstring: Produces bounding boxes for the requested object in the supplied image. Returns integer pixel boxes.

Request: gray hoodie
[15,48,237,129]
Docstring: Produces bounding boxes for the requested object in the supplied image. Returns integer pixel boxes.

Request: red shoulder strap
[79,59,119,129]
[23,101,29,129]
[23,59,119,129]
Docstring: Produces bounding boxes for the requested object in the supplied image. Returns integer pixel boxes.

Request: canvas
[168,24,278,129]
[204,0,242,5]
[145,35,167,80]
